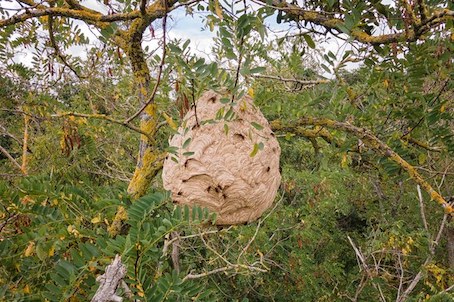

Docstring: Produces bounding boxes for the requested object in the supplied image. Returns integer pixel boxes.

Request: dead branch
[347,236,387,302]
[91,255,127,302]
[0,144,26,175]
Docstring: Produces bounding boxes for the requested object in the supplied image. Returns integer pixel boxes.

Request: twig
[231,35,245,103]
[0,145,26,175]
[124,3,168,123]
[48,16,83,79]
[417,185,429,233]
[347,236,387,302]
[252,74,329,85]
[191,78,199,127]
[21,112,29,175]
[183,263,267,281]
[52,112,153,141]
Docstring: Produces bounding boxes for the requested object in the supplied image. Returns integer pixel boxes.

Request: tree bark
[91,255,127,302]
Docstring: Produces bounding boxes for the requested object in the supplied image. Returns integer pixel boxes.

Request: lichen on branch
[271,117,453,215]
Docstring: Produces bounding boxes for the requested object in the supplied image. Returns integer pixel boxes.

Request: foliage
[1,0,454,301]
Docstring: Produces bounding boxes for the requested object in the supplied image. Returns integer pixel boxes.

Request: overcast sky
[3,0,359,76]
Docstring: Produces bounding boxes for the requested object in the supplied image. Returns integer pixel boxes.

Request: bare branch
[347,236,387,302]
[91,255,127,302]
[0,144,26,175]
[417,185,429,233]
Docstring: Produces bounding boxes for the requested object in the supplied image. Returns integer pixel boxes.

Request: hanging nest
[162,91,281,225]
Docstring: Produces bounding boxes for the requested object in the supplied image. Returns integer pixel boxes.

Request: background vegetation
[0,0,453,301]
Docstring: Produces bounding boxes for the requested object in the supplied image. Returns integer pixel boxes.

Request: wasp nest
[162,91,281,225]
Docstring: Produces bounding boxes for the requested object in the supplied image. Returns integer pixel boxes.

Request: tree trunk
[123,30,163,200]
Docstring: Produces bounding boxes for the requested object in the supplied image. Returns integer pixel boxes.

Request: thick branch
[125,3,168,123]
[256,0,454,45]
[91,255,127,302]
[271,117,453,215]
[0,0,181,28]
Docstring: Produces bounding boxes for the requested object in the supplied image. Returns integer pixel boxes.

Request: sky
[2,0,361,76]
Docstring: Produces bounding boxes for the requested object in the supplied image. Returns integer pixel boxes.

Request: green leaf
[251,122,264,130]
[248,67,266,74]
[250,143,259,157]
[182,138,192,149]
[220,97,230,104]
[303,34,315,49]
[321,64,331,73]
[182,151,195,157]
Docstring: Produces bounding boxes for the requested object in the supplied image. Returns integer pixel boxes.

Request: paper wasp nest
[162,91,281,225]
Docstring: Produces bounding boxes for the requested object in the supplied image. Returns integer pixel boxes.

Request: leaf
[250,143,259,157]
[303,34,315,49]
[163,112,177,130]
[214,0,223,20]
[220,97,230,104]
[183,151,195,157]
[248,67,266,74]
[167,146,179,155]
[321,64,331,73]
[251,122,264,130]
[224,123,229,135]
[182,138,192,149]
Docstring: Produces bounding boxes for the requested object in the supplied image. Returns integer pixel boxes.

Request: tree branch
[255,0,454,45]
[48,15,83,79]
[252,74,329,86]
[91,255,127,302]
[52,112,153,141]
[0,144,27,175]
[271,117,454,215]
[124,3,168,123]
[0,0,182,28]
